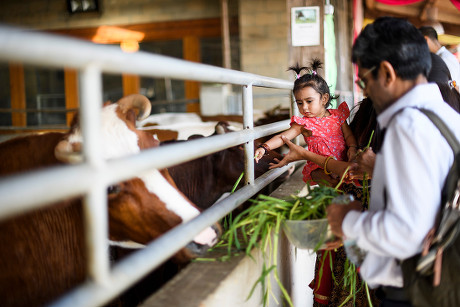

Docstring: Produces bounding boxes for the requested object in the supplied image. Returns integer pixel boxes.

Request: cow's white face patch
[67,104,140,160]
[139,170,200,221]
[100,104,140,159]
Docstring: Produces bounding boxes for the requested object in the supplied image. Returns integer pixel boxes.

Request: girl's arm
[268,135,352,179]
[254,124,302,162]
[341,122,358,161]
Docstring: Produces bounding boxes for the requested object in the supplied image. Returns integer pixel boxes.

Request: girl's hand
[268,136,307,169]
[254,148,265,163]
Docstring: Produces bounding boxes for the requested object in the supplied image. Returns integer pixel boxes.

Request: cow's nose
[185,241,210,257]
[192,223,221,247]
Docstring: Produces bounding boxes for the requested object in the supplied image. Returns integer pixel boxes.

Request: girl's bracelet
[258,143,271,155]
[323,156,335,175]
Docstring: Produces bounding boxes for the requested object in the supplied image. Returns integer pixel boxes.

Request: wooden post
[122,74,140,97]
[221,0,231,70]
[287,0,325,69]
[64,68,79,126]
[9,63,26,127]
[183,36,201,113]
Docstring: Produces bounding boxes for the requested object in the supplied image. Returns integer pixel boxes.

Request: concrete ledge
[141,164,315,307]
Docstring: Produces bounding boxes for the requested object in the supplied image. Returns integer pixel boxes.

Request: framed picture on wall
[291,6,320,46]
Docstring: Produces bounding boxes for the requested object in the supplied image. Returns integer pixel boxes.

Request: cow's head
[213,121,292,181]
[54,94,220,263]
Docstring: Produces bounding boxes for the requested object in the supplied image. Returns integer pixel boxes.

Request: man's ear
[380,61,397,87]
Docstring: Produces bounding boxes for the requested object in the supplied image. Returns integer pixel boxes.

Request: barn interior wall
[0,0,221,30]
[0,0,354,116]
[239,0,292,112]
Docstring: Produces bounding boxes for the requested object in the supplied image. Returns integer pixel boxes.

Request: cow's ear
[126,109,137,124]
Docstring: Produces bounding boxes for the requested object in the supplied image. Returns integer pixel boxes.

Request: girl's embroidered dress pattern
[290,101,350,183]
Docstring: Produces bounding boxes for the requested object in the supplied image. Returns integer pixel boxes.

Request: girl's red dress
[290,101,350,183]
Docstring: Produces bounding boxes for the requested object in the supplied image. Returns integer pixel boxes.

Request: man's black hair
[352,17,432,80]
[419,26,438,41]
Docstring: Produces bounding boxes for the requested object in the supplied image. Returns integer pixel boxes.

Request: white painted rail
[0,25,297,307]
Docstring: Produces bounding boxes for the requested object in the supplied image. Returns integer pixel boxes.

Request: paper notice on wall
[291,6,320,46]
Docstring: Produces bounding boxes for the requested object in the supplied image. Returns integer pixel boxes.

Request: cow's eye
[107,184,121,195]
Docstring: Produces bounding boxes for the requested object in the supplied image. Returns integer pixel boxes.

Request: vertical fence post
[242,83,254,185]
[79,64,110,285]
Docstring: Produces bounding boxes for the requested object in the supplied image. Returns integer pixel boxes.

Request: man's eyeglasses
[355,66,376,90]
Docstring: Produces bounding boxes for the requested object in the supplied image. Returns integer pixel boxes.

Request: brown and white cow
[0,94,219,307]
[163,121,293,210]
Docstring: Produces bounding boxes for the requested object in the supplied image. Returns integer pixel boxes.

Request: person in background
[419,26,460,92]
[255,58,358,185]
[428,52,460,112]
[327,17,460,307]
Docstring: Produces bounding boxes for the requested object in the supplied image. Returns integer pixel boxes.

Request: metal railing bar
[49,162,302,307]
[243,84,255,185]
[0,164,95,221]
[79,64,111,284]
[0,120,291,219]
[0,26,292,90]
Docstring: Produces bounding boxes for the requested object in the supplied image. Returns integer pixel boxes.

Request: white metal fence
[0,25,297,307]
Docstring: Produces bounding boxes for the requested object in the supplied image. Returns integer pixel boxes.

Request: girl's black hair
[349,98,382,152]
[288,58,337,108]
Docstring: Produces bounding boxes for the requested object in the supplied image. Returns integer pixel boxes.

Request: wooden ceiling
[364,0,460,38]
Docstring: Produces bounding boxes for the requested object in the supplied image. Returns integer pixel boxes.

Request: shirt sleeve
[342,111,448,259]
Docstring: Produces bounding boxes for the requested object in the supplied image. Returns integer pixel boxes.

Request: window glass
[139,40,185,113]
[24,66,65,126]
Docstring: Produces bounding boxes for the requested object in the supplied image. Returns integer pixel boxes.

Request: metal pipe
[0,120,291,220]
[49,162,302,307]
[242,84,255,185]
[0,26,292,89]
[79,65,110,284]
[0,24,296,307]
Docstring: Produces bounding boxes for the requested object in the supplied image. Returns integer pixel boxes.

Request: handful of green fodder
[218,184,341,307]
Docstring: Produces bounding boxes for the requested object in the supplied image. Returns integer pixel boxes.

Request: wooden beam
[183,36,201,113]
[49,18,238,43]
[122,74,141,96]
[9,63,26,127]
[64,68,79,126]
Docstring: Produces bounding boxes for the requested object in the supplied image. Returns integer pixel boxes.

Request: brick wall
[239,0,292,111]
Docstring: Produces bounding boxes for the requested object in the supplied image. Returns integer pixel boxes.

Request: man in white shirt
[419,26,460,92]
[326,17,460,306]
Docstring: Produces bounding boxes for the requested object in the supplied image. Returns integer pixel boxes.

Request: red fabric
[309,251,336,305]
[375,0,460,10]
[290,102,350,183]
[375,0,422,5]
[450,0,460,10]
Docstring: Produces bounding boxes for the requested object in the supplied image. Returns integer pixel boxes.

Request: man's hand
[355,147,376,176]
[268,135,307,169]
[326,200,362,237]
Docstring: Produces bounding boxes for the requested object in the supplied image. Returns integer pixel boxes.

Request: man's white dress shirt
[342,83,460,288]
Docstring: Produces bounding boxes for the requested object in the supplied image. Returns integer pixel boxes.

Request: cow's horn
[117,94,151,120]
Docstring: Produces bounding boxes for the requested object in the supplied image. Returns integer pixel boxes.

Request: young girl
[255,59,358,184]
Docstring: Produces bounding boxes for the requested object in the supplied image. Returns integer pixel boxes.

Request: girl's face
[294,86,328,118]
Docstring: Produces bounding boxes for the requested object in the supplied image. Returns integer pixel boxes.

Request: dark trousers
[376,286,412,307]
